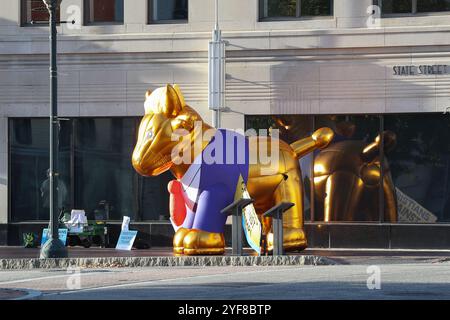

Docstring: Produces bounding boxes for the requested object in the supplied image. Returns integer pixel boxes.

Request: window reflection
[10,119,70,221]
[378,0,450,14]
[149,0,188,22]
[313,115,387,222]
[85,0,124,24]
[417,0,450,12]
[11,114,449,225]
[74,118,135,220]
[10,118,171,223]
[138,172,172,221]
[385,114,450,223]
[301,0,333,16]
[259,0,333,19]
[21,0,60,25]
[380,0,413,14]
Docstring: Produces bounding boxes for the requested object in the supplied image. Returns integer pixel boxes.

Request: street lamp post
[40,0,68,259]
[208,0,226,128]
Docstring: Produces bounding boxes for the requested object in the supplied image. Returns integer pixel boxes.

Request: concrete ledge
[0,255,336,270]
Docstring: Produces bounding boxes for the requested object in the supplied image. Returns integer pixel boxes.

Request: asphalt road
[0,262,449,300]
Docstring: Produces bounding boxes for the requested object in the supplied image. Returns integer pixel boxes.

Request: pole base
[40,238,68,259]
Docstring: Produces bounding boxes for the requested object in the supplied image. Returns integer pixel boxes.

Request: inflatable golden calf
[132,85,334,255]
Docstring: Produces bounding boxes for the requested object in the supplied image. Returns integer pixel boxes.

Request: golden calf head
[132,84,201,176]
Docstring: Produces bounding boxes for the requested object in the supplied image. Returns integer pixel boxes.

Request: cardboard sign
[41,228,68,247]
[235,175,262,255]
[396,188,438,223]
[115,230,138,251]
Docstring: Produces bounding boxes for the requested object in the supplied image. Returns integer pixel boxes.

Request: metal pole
[215,0,219,31]
[212,0,220,128]
[231,206,243,256]
[49,0,58,243]
[40,0,67,259]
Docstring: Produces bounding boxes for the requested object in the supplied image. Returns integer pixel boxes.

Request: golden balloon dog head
[132,84,205,176]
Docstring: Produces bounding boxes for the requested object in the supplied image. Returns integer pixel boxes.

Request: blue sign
[116,230,138,251]
[41,228,68,247]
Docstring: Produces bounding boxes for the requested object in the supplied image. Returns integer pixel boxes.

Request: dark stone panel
[5,222,450,250]
[305,223,330,248]
[105,224,122,248]
[390,225,450,249]
[224,224,232,247]
[0,224,7,246]
[8,224,47,246]
[150,223,174,247]
[148,223,235,248]
[328,224,390,249]
[129,223,151,249]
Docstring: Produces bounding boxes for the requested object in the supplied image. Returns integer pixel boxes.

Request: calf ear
[383,131,397,153]
[361,130,397,163]
[171,115,194,132]
[173,84,187,108]
[164,85,183,117]
[145,90,152,100]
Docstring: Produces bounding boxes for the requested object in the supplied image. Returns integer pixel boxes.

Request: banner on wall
[235,175,262,255]
[396,188,438,223]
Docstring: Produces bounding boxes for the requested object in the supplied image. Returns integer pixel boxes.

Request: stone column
[60,0,83,34]
[335,0,374,28]
[124,0,147,33]
[0,0,20,34]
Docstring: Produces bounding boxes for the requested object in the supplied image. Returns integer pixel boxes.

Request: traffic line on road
[43,265,345,297]
[0,270,120,286]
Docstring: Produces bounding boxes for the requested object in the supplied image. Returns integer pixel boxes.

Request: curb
[0,255,337,270]
[0,288,42,300]
[11,289,42,300]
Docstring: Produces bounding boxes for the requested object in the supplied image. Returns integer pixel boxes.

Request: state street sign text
[393,65,450,76]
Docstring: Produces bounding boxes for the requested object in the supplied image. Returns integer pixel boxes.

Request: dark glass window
[378,0,450,14]
[149,0,188,23]
[246,113,450,224]
[9,118,171,222]
[417,0,450,12]
[385,114,450,223]
[379,0,412,14]
[10,119,71,221]
[301,0,334,16]
[74,118,136,220]
[138,172,172,221]
[84,0,124,24]
[259,0,333,19]
[21,0,60,26]
[313,115,384,222]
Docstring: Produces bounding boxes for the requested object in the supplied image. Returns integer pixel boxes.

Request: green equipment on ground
[59,208,108,248]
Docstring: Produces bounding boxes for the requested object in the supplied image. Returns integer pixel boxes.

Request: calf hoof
[173,228,191,254]
[267,227,307,252]
[183,229,225,255]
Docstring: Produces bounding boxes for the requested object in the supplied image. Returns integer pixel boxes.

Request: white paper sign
[121,216,131,231]
[115,230,138,251]
[396,188,438,223]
